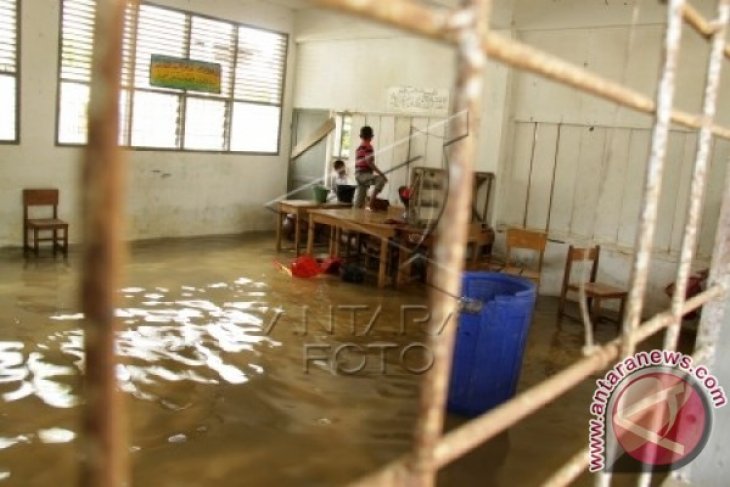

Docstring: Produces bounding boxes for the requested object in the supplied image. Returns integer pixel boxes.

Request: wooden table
[306,208,403,288]
[275,200,351,256]
[306,208,495,289]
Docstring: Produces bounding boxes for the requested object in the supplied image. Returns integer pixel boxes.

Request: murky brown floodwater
[0,234,680,485]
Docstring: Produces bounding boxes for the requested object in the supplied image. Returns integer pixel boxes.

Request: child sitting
[328,159,349,201]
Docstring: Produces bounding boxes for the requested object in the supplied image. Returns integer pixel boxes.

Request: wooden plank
[654,131,685,252]
[290,117,335,160]
[669,132,697,253]
[570,126,606,239]
[349,113,367,169]
[378,116,396,200]
[409,117,429,168]
[365,114,382,146]
[698,138,729,259]
[425,117,446,169]
[547,125,582,235]
[594,128,631,243]
[501,122,536,227]
[525,124,558,230]
[617,129,650,247]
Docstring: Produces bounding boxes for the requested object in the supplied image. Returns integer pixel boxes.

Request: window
[332,113,352,159]
[57,0,288,153]
[0,0,19,142]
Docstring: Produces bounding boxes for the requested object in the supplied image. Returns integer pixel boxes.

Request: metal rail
[312,0,730,140]
[410,1,491,485]
[80,0,130,486]
[342,284,723,486]
[80,0,730,485]
[309,0,730,486]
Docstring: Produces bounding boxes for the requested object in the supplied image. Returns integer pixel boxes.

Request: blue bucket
[447,272,537,417]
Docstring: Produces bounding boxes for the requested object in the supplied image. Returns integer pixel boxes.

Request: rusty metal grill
[82,0,730,486]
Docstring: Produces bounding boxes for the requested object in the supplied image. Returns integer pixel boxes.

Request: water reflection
[0,278,280,451]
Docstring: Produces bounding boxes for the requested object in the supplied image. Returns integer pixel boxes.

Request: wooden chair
[487,228,547,288]
[23,189,69,256]
[467,223,495,267]
[557,245,628,324]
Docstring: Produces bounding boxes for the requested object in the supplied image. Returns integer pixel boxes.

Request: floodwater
[0,234,677,486]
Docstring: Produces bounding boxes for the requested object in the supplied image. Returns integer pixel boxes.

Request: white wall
[292,7,513,174]
[0,0,296,247]
[492,0,730,313]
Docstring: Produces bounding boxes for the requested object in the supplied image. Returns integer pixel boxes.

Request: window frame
[0,0,20,145]
[332,112,352,160]
[54,0,289,155]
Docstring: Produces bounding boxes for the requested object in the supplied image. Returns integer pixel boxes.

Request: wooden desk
[306,209,495,289]
[306,208,403,288]
[396,223,495,286]
[275,200,350,256]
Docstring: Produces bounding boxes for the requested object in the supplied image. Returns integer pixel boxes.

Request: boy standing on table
[353,125,388,209]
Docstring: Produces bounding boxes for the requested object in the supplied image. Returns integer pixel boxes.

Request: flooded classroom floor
[0,234,682,486]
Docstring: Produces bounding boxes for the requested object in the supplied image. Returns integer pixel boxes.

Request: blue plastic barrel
[447,272,537,417]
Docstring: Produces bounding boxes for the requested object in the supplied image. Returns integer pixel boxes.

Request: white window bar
[80,0,730,485]
[80,2,129,487]
[306,0,730,485]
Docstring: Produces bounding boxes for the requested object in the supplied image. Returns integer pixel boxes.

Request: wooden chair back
[23,189,60,221]
[561,245,600,294]
[505,228,547,267]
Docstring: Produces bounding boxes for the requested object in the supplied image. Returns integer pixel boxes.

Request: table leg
[378,237,388,288]
[306,214,315,255]
[334,227,341,258]
[328,226,335,255]
[275,207,283,253]
[294,209,302,256]
[397,242,411,288]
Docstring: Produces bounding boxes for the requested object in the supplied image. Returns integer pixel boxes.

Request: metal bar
[312,0,451,41]
[80,0,129,486]
[676,109,730,487]
[523,122,538,228]
[311,0,730,140]
[541,447,590,487]
[625,7,686,483]
[345,284,723,487]
[666,0,730,351]
[430,284,723,469]
[304,1,730,486]
[623,0,687,357]
[694,149,730,364]
[682,2,718,38]
[543,323,728,487]
[409,1,491,485]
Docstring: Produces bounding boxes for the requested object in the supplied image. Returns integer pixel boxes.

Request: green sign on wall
[149,55,222,94]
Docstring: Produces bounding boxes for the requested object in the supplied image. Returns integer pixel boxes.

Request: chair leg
[23,225,28,255]
[557,290,566,320]
[63,227,69,257]
[34,228,39,255]
[591,298,602,324]
[53,229,58,256]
